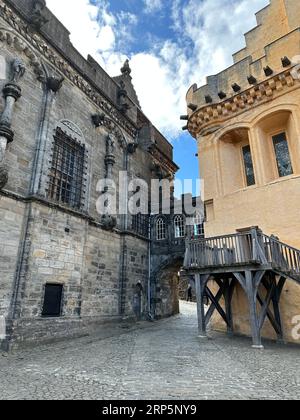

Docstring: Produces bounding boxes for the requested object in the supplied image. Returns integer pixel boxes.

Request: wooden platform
[182,228,300,348]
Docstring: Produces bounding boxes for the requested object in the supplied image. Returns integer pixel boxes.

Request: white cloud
[143,0,163,14]
[47,0,269,139]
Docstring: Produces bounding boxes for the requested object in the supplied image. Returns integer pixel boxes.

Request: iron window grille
[48,127,87,210]
[272,132,293,178]
[242,145,256,187]
[132,213,149,238]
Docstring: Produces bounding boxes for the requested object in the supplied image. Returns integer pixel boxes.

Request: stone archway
[153,257,183,319]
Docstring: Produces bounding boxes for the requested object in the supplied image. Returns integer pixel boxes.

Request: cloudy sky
[47,0,269,195]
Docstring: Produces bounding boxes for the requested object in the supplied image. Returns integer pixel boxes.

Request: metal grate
[48,127,86,210]
[132,213,149,238]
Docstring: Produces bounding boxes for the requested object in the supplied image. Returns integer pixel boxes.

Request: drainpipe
[147,216,153,320]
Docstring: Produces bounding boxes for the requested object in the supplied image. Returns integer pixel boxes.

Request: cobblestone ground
[1,302,300,400]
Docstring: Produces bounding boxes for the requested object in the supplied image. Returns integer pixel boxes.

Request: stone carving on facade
[46,75,64,93]
[100,133,117,230]
[121,59,132,76]
[92,113,128,149]
[0,27,46,82]
[0,2,137,138]
[10,57,25,82]
[0,57,25,189]
[29,0,48,31]
[187,67,300,138]
[118,81,130,115]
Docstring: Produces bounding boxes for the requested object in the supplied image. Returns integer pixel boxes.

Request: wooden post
[245,270,264,349]
[195,273,207,338]
[224,278,234,336]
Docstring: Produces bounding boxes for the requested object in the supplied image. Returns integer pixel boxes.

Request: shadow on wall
[154,260,183,319]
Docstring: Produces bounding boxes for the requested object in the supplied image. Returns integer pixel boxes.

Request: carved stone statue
[30,0,49,30]
[106,134,115,156]
[121,59,132,76]
[10,58,26,83]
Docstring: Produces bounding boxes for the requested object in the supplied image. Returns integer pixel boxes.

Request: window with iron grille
[132,213,149,238]
[48,128,86,209]
[272,132,293,178]
[242,145,256,187]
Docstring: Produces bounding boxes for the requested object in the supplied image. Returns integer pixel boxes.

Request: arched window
[174,215,185,238]
[156,217,166,241]
[48,127,87,210]
[193,212,204,237]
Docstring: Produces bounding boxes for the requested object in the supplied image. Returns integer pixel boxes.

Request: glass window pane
[242,145,256,187]
[174,216,185,238]
[156,218,166,240]
[272,133,293,178]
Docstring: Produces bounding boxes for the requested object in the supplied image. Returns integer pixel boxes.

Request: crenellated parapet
[186,64,300,138]
[184,0,300,139]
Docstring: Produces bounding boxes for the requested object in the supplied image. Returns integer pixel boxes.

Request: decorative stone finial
[121,59,132,76]
[30,0,48,31]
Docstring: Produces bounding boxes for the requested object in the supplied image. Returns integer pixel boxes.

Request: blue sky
[47,0,269,196]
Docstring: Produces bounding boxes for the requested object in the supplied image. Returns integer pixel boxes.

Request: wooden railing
[184,229,300,281]
[262,235,300,280]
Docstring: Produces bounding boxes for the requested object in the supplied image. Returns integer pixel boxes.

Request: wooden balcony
[184,228,300,283]
[182,228,300,348]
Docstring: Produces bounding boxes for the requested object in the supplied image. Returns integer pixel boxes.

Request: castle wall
[0,0,178,350]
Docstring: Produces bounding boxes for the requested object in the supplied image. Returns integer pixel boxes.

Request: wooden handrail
[184,230,300,280]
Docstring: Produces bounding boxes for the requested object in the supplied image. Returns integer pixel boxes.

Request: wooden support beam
[205,286,229,327]
[258,280,276,331]
[257,291,281,335]
[205,281,226,326]
[245,270,264,349]
[195,274,209,338]
[223,278,235,334]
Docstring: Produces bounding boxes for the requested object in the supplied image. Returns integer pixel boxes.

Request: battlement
[185,0,300,127]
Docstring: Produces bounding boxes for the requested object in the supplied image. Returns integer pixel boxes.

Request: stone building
[0,0,183,350]
[183,0,300,346]
[151,195,204,318]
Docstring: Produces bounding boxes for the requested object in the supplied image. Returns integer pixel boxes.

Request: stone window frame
[241,144,256,187]
[271,131,294,179]
[45,120,90,212]
[41,283,64,318]
[174,215,186,239]
[156,217,167,241]
[192,212,205,238]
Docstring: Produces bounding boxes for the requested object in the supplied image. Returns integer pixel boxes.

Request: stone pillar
[101,134,117,230]
[0,58,25,189]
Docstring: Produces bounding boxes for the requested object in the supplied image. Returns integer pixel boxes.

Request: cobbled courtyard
[1,302,300,400]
